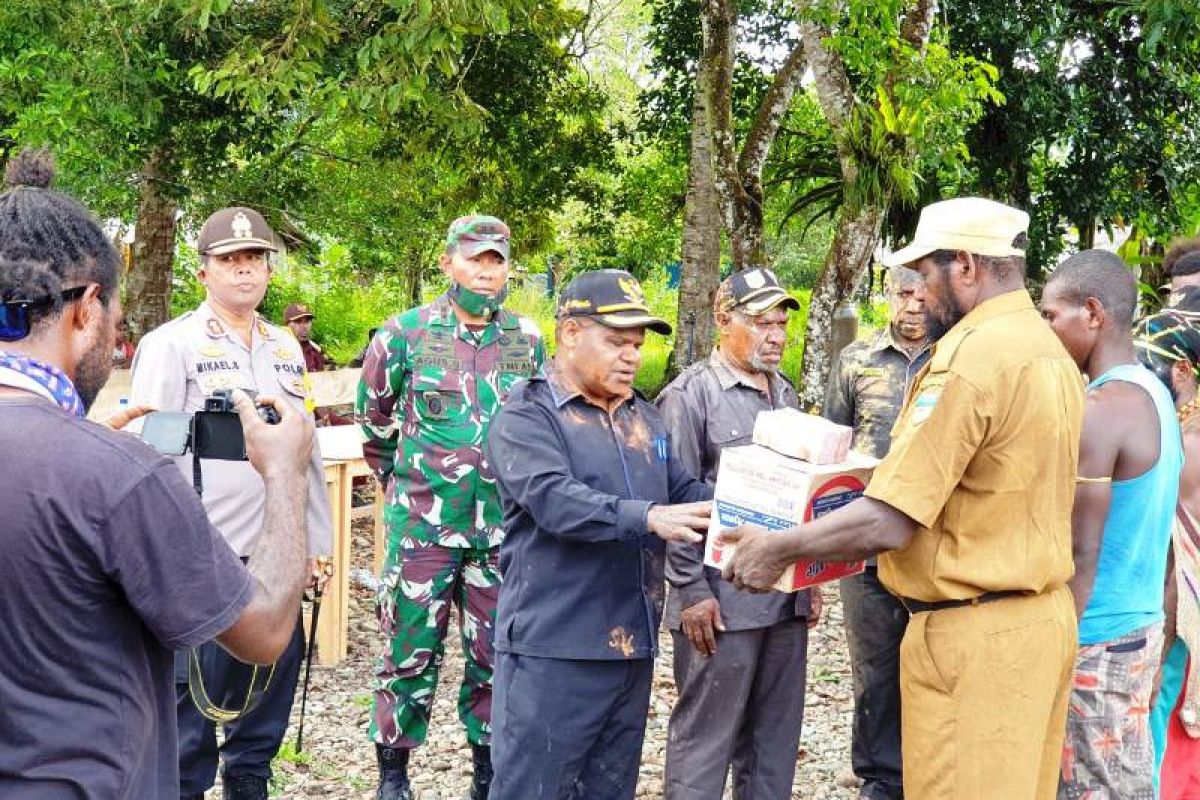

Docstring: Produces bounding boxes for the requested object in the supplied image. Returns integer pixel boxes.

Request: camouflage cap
[714,268,800,315]
[283,303,314,322]
[197,207,277,256]
[446,214,511,261]
[557,269,672,336]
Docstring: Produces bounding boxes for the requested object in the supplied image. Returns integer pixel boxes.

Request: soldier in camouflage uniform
[357,215,545,800]
[822,266,930,800]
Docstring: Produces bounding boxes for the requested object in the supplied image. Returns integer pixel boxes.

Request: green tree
[643,0,999,402]
[946,0,1200,273]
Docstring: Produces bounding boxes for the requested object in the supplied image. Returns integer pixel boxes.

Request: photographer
[0,152,312,797]
[130,207,334,800]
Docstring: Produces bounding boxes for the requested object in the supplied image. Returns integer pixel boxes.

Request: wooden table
[315,425,386,666]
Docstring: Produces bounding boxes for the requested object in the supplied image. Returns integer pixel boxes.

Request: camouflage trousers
[370,543,500,749]
[1059,622,1164,799]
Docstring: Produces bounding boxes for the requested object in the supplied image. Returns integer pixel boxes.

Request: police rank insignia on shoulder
[256,321,270,338]
[909,386,941,426]
[206,318,226,338]
[200,344,226,358]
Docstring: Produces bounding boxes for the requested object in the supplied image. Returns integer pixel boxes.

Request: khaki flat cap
[882,197,1029,268]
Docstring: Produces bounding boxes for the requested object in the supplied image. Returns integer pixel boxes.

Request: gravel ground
[214,517,862,799]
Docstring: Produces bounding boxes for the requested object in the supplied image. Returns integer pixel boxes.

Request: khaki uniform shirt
[130,302,334,558]
[865,290,1084,602]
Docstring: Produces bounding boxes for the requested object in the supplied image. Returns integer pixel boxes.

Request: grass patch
[274,739,313,766]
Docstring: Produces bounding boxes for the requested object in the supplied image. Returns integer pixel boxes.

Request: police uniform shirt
[864,290,1084,602]
[131,302,334,558]
[823,326,932,460]
[824,326,931,568]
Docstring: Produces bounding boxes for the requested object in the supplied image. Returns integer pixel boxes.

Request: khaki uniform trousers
[900,585,1077,799]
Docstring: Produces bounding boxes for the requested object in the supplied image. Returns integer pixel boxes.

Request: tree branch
[899,0,939,48]
[738,39,807,181]
[797,19,855,137]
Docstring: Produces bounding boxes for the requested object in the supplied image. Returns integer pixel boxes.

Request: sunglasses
[0,285,91,341]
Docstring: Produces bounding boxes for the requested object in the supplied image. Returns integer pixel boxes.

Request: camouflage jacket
[823,326,931,460]
[357,293,546,549]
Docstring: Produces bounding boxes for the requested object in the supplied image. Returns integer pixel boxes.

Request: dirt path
[214,519,862,799]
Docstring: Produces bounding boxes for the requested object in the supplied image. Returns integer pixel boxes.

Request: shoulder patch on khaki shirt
[908,384,943,426]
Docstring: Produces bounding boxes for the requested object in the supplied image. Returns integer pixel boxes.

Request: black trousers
[491,652,654,800]
[840,568,909,800]
[175,615,304,795]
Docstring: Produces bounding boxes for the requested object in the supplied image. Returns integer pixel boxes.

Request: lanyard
[0,352,85,418]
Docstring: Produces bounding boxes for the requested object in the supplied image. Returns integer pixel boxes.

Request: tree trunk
[699,0,742,269]
[797,203,883,409]
[1077,217,1096,250]
[126,148,177,338]
[668,87,723,379]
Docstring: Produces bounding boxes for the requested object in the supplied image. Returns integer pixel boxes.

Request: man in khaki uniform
[720,197,1083,800]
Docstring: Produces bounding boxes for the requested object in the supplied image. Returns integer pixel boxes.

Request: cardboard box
[752,407,852,464]
[704,444,877,592]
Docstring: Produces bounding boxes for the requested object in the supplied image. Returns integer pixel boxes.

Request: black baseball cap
[557,270,672,336]
[714,268,800,315]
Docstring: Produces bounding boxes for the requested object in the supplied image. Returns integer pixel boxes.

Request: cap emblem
[231,211,253,240]
[618,277,646,306]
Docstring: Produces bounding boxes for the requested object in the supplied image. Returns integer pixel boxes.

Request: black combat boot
[222,775,268,800]
[467,743,493,800]
[376,744,415,800]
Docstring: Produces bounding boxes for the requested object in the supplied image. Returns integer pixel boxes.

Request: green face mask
[449,282,508,317]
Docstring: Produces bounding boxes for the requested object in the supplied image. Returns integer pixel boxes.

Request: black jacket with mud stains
[486,368,712,661]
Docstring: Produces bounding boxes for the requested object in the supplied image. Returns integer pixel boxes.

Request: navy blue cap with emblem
[557,270,672,336]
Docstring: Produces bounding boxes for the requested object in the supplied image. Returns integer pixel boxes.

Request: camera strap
[185,646,276,724]
[191,446,204,496]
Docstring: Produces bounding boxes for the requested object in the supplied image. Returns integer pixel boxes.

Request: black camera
[141,389,280,462]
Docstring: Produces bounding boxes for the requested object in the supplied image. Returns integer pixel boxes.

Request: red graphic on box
[791,475,867,591]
